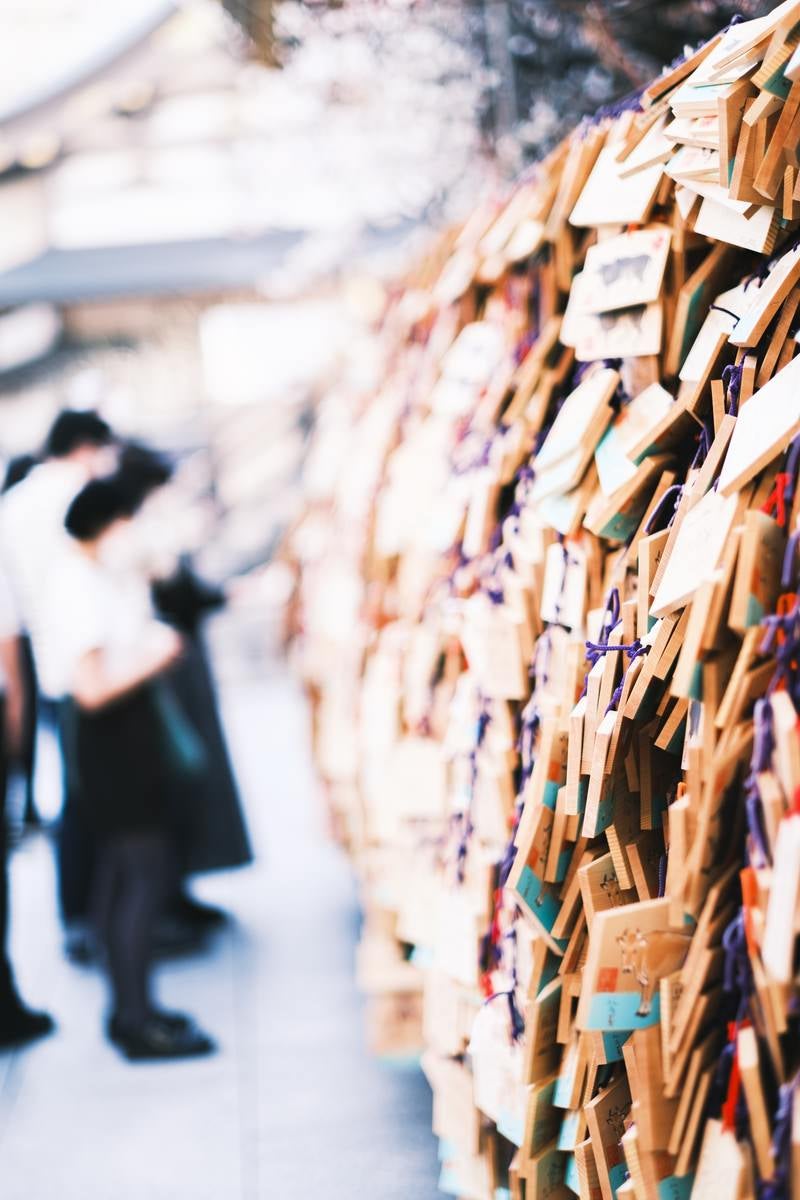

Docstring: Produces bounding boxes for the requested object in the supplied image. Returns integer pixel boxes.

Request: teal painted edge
[744,593,765,628]
[542,779,559,811]
[610,1162,629,1198]
[658,1174,695,1200]
[585,990,661,1031]
[602,1029,631,1062]
[517,866,568,949]
[564,1153,580,1195]
[558,1109,580,1152]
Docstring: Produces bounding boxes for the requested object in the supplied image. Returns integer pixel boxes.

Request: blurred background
[0,0,773,585]
[0,2,775,1198]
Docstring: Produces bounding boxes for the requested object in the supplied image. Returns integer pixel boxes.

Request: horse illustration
[598,254,651,287]
[615,926,692,1016]
[598,304,646,333]
[606,1102,631,1141]
[599,870,622,904]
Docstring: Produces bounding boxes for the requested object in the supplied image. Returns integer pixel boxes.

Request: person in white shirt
[0,410,115,949]
[0,557,54,1047]
[49,474,215,1060]
[1,410,116,700]
[1,454,40,829]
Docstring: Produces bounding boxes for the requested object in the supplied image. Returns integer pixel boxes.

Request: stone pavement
[0,669,441,1200]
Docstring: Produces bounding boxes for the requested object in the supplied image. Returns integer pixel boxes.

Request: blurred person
[0,411,116,954]
[2,454,43,830]
[50,475,215,1060]
[1,413,115,624]
[118,444,252,892]
[0,556,54,1048]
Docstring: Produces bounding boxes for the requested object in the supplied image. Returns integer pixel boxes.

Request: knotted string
[579,585,621,697]
[584,638,643,666]
[722,362,744,417]
[604,640,650,714]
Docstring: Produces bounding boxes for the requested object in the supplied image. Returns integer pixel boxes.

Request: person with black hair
[0,557,53,1047]
[1,454,43,829]
[42,410,113,462]
[118,443,252,886]
[47,475,215,1060]
[0,410,116,950]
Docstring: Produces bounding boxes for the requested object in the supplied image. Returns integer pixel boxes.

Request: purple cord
[645,483,683,534]
[721,362,744,417]
[782,531,800,591]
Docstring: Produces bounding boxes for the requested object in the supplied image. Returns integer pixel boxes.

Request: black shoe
[171,894,228,930]
[109,1008,193,1037]
[145,1007,193,1032]
[153,915,208,958]
[108,1013,215,1061]
[0,1004,55,1049]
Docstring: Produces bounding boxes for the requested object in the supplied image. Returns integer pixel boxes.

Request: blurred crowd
[0,410,252,1061]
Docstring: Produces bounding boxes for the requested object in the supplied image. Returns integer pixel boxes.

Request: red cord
[762,472,791,526]
[722,1046,741,1132]
[722,1018,750,1132]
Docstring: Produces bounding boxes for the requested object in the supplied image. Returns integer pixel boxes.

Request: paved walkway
[0,669,440,1200]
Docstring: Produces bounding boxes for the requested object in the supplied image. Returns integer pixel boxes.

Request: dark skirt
[65,686,178,837]
[62,644,252,869]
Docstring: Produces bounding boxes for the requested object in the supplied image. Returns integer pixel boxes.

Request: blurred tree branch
[498,0,773,156]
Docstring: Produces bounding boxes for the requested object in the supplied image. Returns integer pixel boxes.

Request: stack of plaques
[289,5,800,1197]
